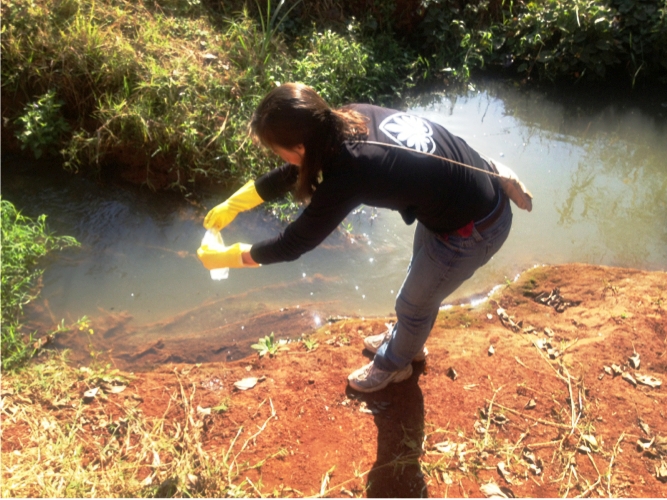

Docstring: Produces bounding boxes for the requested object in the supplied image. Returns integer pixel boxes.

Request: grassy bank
[2,265,666,497]
[2,0,665,193]
[1,0,416,192]
[1,199,80,370]
[1,352,276,497]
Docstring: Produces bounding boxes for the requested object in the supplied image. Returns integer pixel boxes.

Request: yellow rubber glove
[204,180,264,231]
[197,242,258,270]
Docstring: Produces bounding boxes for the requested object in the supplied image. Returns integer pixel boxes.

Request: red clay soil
[7,264,667,497]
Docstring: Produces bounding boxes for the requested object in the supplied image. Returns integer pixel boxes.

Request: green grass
[4,0,662,195]
[1,199,80,370]
[1,0,415,194]
[0,352,287,497]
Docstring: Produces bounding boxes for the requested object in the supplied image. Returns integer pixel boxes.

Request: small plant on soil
[212,397,231,414]
[251,332,284,357]
[301,335,319,352]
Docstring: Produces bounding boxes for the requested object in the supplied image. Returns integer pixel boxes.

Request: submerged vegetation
[1,199,80,370]
[1,0,665,193]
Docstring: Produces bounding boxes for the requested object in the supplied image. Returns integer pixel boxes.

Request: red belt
[443,189,507,240]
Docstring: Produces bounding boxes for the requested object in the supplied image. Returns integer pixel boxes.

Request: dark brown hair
[250,83,368,200]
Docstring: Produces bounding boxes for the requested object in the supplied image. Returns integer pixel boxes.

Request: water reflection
[559,135,667,266]
[2,80,666,351]
[414,80,667,272]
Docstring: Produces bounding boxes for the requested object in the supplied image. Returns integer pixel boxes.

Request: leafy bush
[1,199,80,369]
[279,22,415,105]
[508,0,619,80]
[14,90,70,159]
[1,0,665,196]
[416,0,498,81]
[416,0,667,83]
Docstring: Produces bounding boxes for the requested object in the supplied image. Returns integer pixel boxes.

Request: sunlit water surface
[4,81,666,336]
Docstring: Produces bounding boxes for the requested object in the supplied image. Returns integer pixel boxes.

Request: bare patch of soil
[5,264,667,497]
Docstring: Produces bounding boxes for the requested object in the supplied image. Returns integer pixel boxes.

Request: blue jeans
[373,197,513,371]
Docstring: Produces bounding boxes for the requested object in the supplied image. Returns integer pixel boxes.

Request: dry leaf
[233,377,258,391]
[635,373,662,388]
[480,481,514,498]
[196,405,211,416]
[656,462,667,483]
[637,437,655,451]
[582,434,599,450]
[522,449,537,464]
[492,414,509,426]
[433,440,454,454]
[639,419,651,436]
[621,372,637,386]
[497,307,520,333]
[83,387,99,402]
[447,367,458,380]
[474,420,487,435]
[497,461,513,484]
[359,402,374,414]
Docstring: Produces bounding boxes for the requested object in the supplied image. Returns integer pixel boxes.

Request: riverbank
[2,263,665,497]
[3,0,665,195]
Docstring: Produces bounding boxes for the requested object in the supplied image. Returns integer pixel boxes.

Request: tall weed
[1,199,80,370]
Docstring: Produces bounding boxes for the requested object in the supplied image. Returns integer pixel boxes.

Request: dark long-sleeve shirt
[250,104,498,265]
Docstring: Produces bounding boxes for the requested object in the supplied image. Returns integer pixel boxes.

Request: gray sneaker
[348,361,413,393]
[363,329,428,362]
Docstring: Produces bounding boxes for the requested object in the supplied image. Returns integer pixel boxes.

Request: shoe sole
[348,363,414,393]
[363,339,428,362]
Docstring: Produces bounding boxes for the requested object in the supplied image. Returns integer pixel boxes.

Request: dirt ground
[5,263,667,497]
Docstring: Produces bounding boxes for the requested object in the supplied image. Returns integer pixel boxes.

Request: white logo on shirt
[379,113,436,153]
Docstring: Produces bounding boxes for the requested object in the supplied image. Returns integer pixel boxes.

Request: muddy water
[3,81,666,364]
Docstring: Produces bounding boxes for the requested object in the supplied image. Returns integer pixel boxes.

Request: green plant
[1,199,80,369]
[301,335,319,352]
[3,0,665,206]
[14,90,70,159]
[251,332,285,357]
[254,0,302,67]
[417,0,497,83]
[212,396,231,413]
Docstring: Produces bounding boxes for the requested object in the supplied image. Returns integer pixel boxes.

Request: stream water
[3,80,666,362]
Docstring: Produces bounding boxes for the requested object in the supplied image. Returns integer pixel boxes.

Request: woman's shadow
[346,362,427,498]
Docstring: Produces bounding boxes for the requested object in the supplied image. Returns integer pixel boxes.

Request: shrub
[14,90,70,159]
[1,199,80,369]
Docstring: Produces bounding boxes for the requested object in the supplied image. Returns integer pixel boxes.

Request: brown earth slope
[2,264,666,497]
